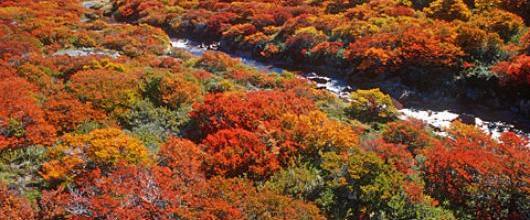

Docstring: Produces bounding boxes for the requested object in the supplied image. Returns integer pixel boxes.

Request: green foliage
[118,99,191,151]
[0,146,46,201]
[347,89,398,123]
[263,163,324,201]
[424,0,472,21]
[319,150,405,218]
[1,0,529,218]
[141,70,203,109]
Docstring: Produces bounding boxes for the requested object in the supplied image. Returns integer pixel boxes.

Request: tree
[40,128,152,182]
[501,0,530,24]
[158,137,205,182]
[189,90,315,138]
[279,111,360,157]
[40,165,197,219]
[158,74,202,109]
[522,32,530,54]
[201,177,325,220]
[39,165,324,219]
[285,26,328,60]
[347,88,398,123]
[491,54,530,86]
[424,0,472,21]
[222,23,258,43]
[194,51,239,73]
[320,149,451,219]
[344,25,463,79]
[43,92,106,134]
[67,69,141,113]
[364,139,416,175]
[422,122,530,219]
[455,24,502,60]
[0,183,36,220]
[468,9,524,42]
[382,119,436,154]
[0,77,56,150]
[263,163,324,201]
[201,128,280,178]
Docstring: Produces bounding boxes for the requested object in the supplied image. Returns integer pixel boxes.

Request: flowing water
[171,39,530,139]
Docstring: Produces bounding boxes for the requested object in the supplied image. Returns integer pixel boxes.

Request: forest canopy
[0,0,529,219]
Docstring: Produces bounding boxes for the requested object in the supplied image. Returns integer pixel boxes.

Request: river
[79,0,529,139]
[171,39,530,139]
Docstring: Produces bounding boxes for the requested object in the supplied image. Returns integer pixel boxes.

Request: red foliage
[251,13,277,28]
[345,25,463,75]
[201,128,280,178]
[206,12,240,36]
[39,165,323,219]
[0,23,41,62]
[158,137,206,182]
[190,90,315,137]
[497,132,530,194]
[67,69,141,112]
[422,122,530,218]
[43,92,106,133]
[383,119,436,154]
[364,139,416,175]
[40,166,198,219]
[115,0,165,20]
[0,184,36,220]
[0,77,56,149]
[0,60,16,78]
[492,54,530,86]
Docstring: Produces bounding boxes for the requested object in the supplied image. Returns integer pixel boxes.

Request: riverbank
[80,1,530,137]
[169,38,530,137]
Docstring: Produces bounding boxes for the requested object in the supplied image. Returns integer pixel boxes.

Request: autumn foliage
[0,77,56,149]
[0,0,529,219]
[422,122,530,219]
[492,54,530,86]
[41,128,152,182]
[0,183,36,220]
[190,90,315,137]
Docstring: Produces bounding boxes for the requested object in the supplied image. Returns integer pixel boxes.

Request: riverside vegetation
[0,0,529,219]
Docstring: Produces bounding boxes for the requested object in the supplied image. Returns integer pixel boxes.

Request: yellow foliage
[424,0,472,21]
[280,111,359,153]
[84,59,127,72]
[41,128,152,182]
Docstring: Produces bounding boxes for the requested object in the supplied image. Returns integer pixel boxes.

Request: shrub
[346,89,398,123]
[41,128,152,182]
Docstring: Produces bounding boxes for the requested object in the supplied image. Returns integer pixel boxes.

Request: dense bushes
[109,0,530,109]
[347,88,399,123]
[0,1,528,219]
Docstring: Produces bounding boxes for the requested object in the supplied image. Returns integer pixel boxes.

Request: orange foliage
[39,165,323,219]
[201,128,280,178]
[158,137,205,182]
[41,128,152,182]
[43,92,106,133]
[365,139,416,175]
[158,74,202,109]
[492,54,530,86]
[190,90,315,137]
[68,69,141,112]
[0,184,36,220]
[422,122,530,218]
[278,111,360,155]
[0,77,56,149]
[383,119,436,154]
[345,25,463,75]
